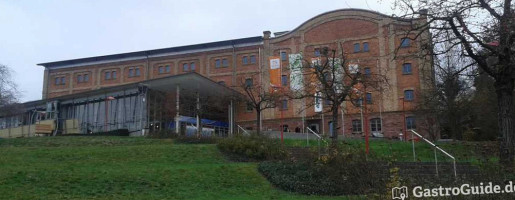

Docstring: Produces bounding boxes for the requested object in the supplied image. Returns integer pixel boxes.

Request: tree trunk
[331,105,339,145]
[256,110,261,135]
[495,78,515,165]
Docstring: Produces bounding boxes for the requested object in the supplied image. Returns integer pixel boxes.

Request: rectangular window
[406,116,416,129]
[280,52,287,61]
[402,63,412,74]
[364,67,371,77]
[282,99,288,110]
[325,99,332,105]
[165,65,171,72]
[55,77,60,85]
[61,77,65,84]
[242,56,248,65]
[246,102,253,111]
[222,58,229,67]
[112,71,117,79]
[363,42,369,52]
[158,66,164,74]
[183,63,189,71]
[370,118,382,132]
[352,120,362,132]
[314,48,320,57]
[366,93,372,104]
[250,55,256,64]
[105,71,111,80]
[354,43,361,53]
[135,68,141,76]
[77,75,83,83]
[84,74,89,82]
[354,98,363,107]
[245,78,253,88]
[404,90,414,101]
[190,62,195,71]
[129,68,134,77]
[215,59,221,68]
[401,38,410,47]
[281,75,288,86]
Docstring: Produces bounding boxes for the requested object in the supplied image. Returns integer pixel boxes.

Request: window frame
[280,52,287,61]
[406,116,416,130]
[246,102,253,112]
[77,75,83,83]
[370,118,382,132]
[245,78,253,88]
[402,63,412,74]
[353,43,361,53]
[364,67,371,77]
[222,58,229,67]
[165,65,171,73]
[190,62,196,71]
[158,66,164,74]
[105,71,111,80]
[281,99,288,110]
[135,68,141,76]
[183,63,189,72]
[250,55,256,64]
[84,74,89,82]
[363,42,369,52]
[401,38,410,47]
[352,119,362,133]
[366,93,372,104]
[281,75,288,86]
[242,56,248,65]
[112,71,117,79]
[404,90,414,101]
[314,48,321,57]
[215,59,221,68]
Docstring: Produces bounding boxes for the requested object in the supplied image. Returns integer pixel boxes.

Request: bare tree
[392,0,515,165]
[291,47,387,145]
[417,43,474,141]
[0,64,19,115]
[236,72,280,135]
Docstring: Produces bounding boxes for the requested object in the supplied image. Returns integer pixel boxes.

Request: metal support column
[175,85,180,135]
[196,91,201,137]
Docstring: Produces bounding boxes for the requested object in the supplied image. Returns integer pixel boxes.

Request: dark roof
[38,36,263,68]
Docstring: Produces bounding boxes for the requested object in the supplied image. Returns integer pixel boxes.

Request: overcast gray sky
[0,0,395,102]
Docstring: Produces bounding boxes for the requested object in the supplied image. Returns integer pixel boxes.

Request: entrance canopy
[0,73,241,137]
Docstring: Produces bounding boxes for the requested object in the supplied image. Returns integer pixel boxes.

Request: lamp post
[104,96,115,132]
[399,97,406,142]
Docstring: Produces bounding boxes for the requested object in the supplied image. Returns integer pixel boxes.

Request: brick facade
[39,9,434,138]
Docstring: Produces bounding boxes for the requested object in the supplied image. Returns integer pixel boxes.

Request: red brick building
[37,9,434,138]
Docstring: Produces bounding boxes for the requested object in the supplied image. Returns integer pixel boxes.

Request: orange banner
[269,56,281,92]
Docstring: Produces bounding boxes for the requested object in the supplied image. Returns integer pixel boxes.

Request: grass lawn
[282,138,498,164]
[0,137,347,200]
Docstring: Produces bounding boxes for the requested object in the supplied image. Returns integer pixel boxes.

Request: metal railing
[307,127,328,158]
[237,125,250,136]
[410,130,457,178]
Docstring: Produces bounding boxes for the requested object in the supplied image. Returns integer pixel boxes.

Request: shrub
[258,145,389,196]
[174,135,219,144]
[217,134,287,161]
